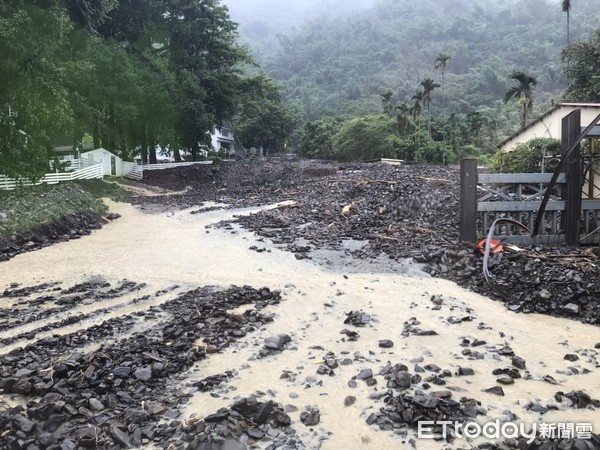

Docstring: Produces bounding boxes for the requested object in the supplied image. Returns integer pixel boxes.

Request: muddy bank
[0,211,120,262]
[0,181,126,262]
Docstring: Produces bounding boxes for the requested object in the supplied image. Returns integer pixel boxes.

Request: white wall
[82,148,123,176]
[500,104,600,153]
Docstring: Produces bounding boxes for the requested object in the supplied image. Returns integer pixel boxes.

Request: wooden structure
[460,110,600,246]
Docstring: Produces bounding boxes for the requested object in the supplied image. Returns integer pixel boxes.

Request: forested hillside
[223,0,375,59]
[231,0,598,141]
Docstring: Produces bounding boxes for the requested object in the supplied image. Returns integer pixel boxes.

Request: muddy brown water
[1,200,599,449]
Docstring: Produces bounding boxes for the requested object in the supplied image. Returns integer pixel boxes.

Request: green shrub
[490,138,560,173]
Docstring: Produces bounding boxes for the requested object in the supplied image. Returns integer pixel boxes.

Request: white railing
[122,161,143,180]
[142,161,213,171]
[0,163,103,190]
[122,160,213,181]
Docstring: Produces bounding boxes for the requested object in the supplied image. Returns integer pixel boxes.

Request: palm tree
[410,90,424,120]
[434,53,452,112]
[380,90,394,116]
[420,78,440,135]
[504,70,538,129]
[562,0,571,45]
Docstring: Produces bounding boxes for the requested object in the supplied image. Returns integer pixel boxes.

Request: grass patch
[0,181,128,238]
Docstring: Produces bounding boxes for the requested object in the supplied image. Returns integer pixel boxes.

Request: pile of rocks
[0,285,282,449]
[141,158,598,326]
[166,395,302,450]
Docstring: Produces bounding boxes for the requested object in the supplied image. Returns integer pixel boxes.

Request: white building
[210,121,246,158]
[497,102,600,153]
[80,148,124,176]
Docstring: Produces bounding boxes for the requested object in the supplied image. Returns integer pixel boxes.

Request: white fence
[0,163,103,190]
[65,156,96,171]
[122,161,144,181]
[122,160,213,181]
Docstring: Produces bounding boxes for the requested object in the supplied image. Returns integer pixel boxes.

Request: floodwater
[1,200,600,449]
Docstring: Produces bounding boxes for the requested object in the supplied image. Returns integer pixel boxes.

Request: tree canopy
[0,0,293,178]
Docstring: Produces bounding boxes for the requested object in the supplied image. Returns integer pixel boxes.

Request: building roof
[497,102,600,149]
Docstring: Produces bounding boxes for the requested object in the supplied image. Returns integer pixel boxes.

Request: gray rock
[457,367,475,376]
[111,426,132,447]
[134,367,152,381]
[562,303,580,314]
[412,393,439,409]
[511,356,526,370]
[395,371,412,389]
[17,415,35,433]
[357,368,373,380]
[378,339,394,348]
[247,429,265,440]
[114,366,131,378]
[483,386,505,396]
[300,406,320,426]
[496,374,514,385]
[264,334,291,351]
[344,396,356,407]
[89,398,104,411]
[253,400,273,425]
[430,390,452,399]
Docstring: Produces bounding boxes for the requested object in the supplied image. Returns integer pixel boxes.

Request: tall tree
[235,76,298,155]
[380,90,394,116]
[562,0,571,45]
[420,78,440,136]
[562,29,600,102]
[433,53,452,113]
[504,70,538,128]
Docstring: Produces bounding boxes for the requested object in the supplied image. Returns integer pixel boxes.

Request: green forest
[2,0,600,179]
[0,0,296,180]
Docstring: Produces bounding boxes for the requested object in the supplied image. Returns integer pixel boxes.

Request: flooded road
[1,200,599,448]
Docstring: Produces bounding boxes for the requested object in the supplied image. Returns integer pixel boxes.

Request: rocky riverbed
[136,158,600,325]
[1,159,600,449]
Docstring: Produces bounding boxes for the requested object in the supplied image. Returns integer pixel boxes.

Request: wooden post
[460,158,478,242]
[562,110,582,246]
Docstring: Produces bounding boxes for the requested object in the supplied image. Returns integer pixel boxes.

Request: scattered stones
[0,285,283,448]
[344,311,371,327]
